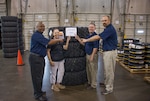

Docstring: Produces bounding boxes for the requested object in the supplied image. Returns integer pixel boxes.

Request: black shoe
[99,83,105,87]
[36,96,47,101]
[84,83,91,88]
[42,91,46,95]
[101,90,113,95]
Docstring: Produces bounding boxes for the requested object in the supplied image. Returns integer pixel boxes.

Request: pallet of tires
[18,18,24,54]
[48,27,88,86]
[1,16,18,58]
[128,42,145,69]
[123,39,139,65]
[145,43,150,68]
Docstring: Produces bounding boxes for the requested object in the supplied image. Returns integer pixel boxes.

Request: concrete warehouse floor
[0,50,150,101]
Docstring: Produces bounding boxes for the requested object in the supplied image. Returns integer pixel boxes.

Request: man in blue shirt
[76,23,99,89]
[82,16,118,95]
[29,21,63,101]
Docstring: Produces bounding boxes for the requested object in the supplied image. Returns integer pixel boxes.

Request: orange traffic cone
[17,49,24,66]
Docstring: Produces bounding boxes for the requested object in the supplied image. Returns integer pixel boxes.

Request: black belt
[103,49,116,52]
[30,52,43,57]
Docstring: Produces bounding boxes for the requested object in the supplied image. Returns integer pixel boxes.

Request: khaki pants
[103,50,117,91]
[86,54,98,88]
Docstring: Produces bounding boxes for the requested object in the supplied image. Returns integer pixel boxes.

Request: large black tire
[77,27,89,38]
[1,16,17,22]
[2,38,18,43]
[3,47,18,53]
[64,57,86,72]
[2,42,18,48]
[62,70,87,86]
[1,27,18,32]
[3,52,17,58]
[1,22,17,27]
[64,42,85,58]
[1,32,18,38]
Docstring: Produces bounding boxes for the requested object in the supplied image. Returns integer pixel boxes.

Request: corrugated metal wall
[10,0,60,50]
[74,0,111,33]
[23,13,59,50]
[123,0,150,43]
[7,0,150,50]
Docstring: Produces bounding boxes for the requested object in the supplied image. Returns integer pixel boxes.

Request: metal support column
[145,15,148,43]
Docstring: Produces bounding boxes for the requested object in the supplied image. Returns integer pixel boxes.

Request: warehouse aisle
[0,50,150,101]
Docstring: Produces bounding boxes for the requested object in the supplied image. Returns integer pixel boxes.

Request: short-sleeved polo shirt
[30,31,50,57]
[85,32,99,55]
[99,24,118,51]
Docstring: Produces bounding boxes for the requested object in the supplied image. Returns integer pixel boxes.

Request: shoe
[42,91,46,97]
[51,85,60,92]
[99,83,105,87]
[101,90,113,95]
[56,84,66,89]
[42,91,46,95]
[36,95,47,101]
[85,83,91,88]
[86,86,95,90]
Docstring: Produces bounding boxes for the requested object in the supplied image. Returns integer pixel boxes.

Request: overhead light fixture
[137,30,144,34]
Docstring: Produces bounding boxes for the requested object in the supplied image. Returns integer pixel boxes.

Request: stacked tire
[123,39,139,65]
[123,39,134,65]
[18,18,24,54]
[128,42,145,69]
[48,27,88,86]
[145,43,150,68]
[1,16,24,58]
[117,49,124,61]
[123,42,130,65]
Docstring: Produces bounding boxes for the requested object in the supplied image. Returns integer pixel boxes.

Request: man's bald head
[36,21,45,33]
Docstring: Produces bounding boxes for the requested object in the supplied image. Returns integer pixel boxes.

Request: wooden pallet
[116,58,119,61]
[118,61,150,73]
[144,77,150,83]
